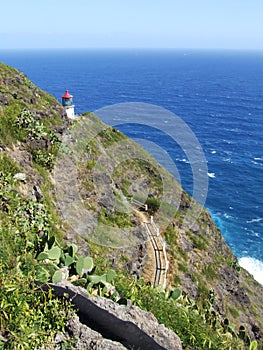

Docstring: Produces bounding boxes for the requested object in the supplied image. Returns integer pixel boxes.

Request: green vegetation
[0,63,63,149]
[164,224,177,246]
[115,274,255,350]
[0,267,74,349]
[98,126,126,147]
[0,166,74,348]
[178,262,188,273]
[0,153,21,175]
[36,234,118,300]
[14,109,61,169]
[0,61,262,349]
[112,158,164,201]
[0,161,119,347]
[202,264,217,281]
[88,241,259,350]
[0,146,259,349]
[98,208,134,228]
[189,232,208,250]
[228,306,240,319]
[145,197,161,215]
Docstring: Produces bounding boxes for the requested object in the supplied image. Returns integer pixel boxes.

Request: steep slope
[1,61,263,349]
[56,111,263,343]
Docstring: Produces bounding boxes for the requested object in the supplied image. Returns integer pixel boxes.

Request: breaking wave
[239,257,263,285]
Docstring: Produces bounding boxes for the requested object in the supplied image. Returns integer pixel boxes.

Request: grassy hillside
[0,61,262,349]
[0,63,75,348]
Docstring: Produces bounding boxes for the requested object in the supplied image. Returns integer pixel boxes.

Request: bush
[115,274,250,350]
[0,267,73,349]
[145,197,161,215]
[0,169,74,348]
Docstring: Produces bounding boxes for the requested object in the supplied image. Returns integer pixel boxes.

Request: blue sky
[1,0,263,49]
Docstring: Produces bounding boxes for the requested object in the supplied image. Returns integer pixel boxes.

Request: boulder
[13,172,27,182]
[39,282,182,350]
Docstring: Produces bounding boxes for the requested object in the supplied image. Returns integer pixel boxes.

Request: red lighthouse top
[62,90,73,98]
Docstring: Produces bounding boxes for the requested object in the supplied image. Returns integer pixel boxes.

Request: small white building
[62,90,76,119]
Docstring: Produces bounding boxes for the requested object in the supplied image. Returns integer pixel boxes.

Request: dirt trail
[135,210,168,288]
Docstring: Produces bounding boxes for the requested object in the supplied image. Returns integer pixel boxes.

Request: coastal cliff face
[1,61,263,349]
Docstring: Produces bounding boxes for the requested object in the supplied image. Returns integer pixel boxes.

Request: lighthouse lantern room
[62,90,75,119]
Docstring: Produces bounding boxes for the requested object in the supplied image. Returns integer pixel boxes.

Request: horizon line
[1,47,263,52]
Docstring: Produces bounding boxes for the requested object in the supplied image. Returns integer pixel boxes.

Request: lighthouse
[62,90,75,119]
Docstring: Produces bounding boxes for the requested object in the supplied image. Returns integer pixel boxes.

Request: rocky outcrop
[89,295,182,350]
[38,282,182,350]
[128,243,148,280]
[167,207,263,339]
[66,317,127,350]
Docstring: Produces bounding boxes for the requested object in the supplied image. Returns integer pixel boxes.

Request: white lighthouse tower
[62,90,75,119]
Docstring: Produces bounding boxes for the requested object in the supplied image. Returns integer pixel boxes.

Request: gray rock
[98,188,115,211]
[90,296,182,350]
[13,172,27,182]
[67,316,127,350]
[0,92,11,106]
[49,282,182,350]
[33,185,44,202]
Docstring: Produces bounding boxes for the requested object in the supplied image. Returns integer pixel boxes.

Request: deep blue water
[1,49,262,281]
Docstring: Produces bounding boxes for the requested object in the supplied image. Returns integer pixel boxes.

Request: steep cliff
[0,61,262,349]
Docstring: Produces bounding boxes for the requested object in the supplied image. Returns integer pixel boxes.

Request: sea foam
[208,172,216,178]
[239,257,263,285]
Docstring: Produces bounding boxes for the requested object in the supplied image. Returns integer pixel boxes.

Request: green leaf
[52,270,63,283]
[102,285,108,295]
[100,274,107,283]
[86,281,95,291]
[82,256,94,272]
[87,275,102,284]
[47,246,61,261]
[106,269,116,283]
[171,289,181,300]
[35,267,50,282]
[249,340,258,350]
[76,256,84,276]
[37,252,49,261]
[64,253,75,267]
[76,256,94,276]
[73,278,87,286]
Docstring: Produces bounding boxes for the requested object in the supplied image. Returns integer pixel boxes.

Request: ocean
[1,49,262,284]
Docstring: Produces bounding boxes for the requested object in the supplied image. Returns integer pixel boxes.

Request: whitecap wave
[208,172,216,178]
[176,158,190,164]
[223,157,233,163]
[247,218,263,224]
[223,213,232,219]
[239,257,263,285]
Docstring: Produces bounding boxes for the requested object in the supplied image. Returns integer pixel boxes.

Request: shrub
[145,197,161,215]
